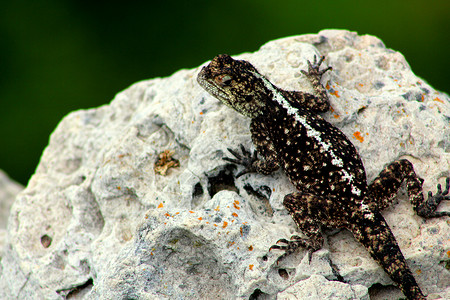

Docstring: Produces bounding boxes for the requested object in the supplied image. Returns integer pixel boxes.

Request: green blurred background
[1,0,449,185]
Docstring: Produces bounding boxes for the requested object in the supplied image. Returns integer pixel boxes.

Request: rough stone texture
[1,30,449,299]
[0,170,23,257]
[277,275,369,300]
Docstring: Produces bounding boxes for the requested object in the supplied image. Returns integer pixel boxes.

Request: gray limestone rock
[1,30,449,299]
[277,275,369,300]
[0,170,23,257]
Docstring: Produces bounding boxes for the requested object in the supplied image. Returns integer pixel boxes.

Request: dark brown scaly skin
[197,54,450,300]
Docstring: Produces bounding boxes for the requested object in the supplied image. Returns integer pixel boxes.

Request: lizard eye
[215,74,233,87]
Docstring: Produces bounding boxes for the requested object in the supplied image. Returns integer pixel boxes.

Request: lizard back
[252,73,368,203]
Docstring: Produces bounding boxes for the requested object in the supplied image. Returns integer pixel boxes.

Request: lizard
[197,53,450,300]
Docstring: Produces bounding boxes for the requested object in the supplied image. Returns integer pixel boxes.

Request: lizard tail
[349,210,426,300]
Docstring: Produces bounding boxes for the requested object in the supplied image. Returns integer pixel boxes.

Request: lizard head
[197,54,269,118]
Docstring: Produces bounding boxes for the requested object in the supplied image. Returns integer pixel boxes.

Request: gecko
[197,53,450,300]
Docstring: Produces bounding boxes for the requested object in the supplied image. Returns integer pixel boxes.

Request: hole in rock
[66,278,94,299]
[278,268,289,280]
[207,164,238,197]
[249,288,269,300]
[368,283,403,300]
[192,182,204,198]
[192,182,205,208]
[41,234,52,248]
[243,184,271,200]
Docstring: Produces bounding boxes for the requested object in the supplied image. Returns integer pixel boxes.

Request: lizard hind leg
[367,159,449,218]
[421,177,450,217]
[270,191,349,264]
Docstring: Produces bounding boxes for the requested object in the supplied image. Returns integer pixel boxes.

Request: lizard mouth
[197,66,230,103]
[196,66,210,89]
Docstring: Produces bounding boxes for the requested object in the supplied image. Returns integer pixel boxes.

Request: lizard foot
[223,144,257,178]
[418,177,450,218]
[269,235,320,264]
[301,55,332,81]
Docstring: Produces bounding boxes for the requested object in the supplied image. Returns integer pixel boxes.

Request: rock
[277,275,369,300]
[0,170,23,256]
[1,29,449,299]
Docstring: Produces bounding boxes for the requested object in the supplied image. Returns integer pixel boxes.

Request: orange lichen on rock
[353,131,364,143]
[233,200,240,210]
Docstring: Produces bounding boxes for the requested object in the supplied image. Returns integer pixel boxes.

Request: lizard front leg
[223,119,280,177]
[284,55,332,113]
[302,55,333,99]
